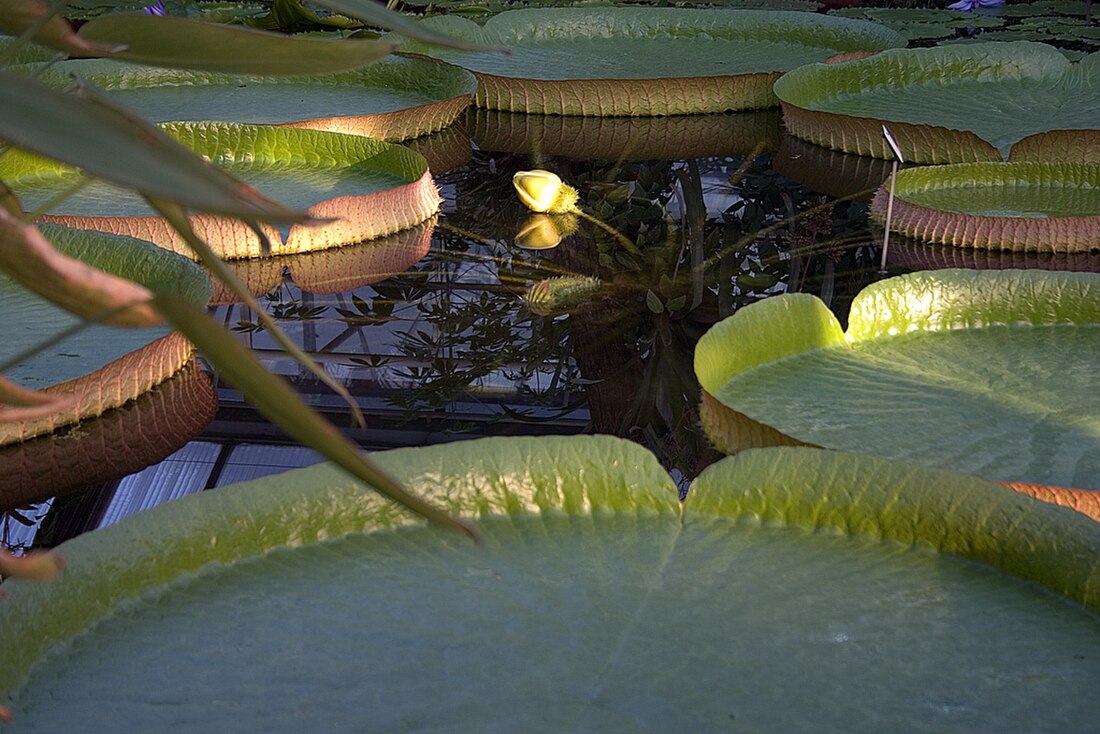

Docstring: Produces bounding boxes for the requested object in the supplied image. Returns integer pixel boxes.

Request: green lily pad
[401,8,904,115]
[0,223,211,444]
[872,162,1100,252]
[1,437,1097,730]
[774,42,1100,163]
[0,35,57,64]
[39,57,476,142]
[695,269,1100,490]
[469,108,782,159]
[0,122,441,259]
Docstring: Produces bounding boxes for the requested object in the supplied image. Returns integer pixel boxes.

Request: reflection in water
[207,148,880,491]
[208,218,437,305]
[773,134,894,204]
[17,119,911,544]
[470,108,783,161]
[887,235,1100,273]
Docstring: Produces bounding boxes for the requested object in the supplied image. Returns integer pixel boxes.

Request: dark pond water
[5,108,1097,548]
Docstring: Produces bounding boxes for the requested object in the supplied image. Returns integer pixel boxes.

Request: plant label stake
[880,125,904,274]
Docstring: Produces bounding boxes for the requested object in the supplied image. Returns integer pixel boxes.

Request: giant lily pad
[2,123,441,260]
[1,437,1097,730]
[38,57,476,142]
[871,161,1100,252]
[0,224,211,445]
[774,42,1100,163]
[0,360,216,510]
[695,269,1100,490]
[401,8,904,116]
[470,109,782,159]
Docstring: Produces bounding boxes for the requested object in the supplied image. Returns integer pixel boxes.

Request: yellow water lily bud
[514,213,578,250]
[512,170,579,214]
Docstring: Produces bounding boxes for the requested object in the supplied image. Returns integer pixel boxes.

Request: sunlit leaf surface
[695,269,1100,489]
[1,439,1097,731]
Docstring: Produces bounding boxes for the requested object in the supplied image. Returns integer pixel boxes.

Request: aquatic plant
[695,269,1100,490]
[522,275,601,316]
[775,42,1100,163]
[512,170,579,215]
[514,213,577,250]
[401,8,904,115]
[1,437,1098,729]
[870,161,1100,253]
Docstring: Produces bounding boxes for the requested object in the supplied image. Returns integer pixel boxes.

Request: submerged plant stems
[573,209,641,256]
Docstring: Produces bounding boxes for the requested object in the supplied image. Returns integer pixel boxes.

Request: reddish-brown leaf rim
[999,481,1100,524]
[0,360,216,510]
[870,163,1100,253]
[280,95,473,143]
[772,134,893,202]
[885,236,1100,273]
[38,173,441,261]
[779,102,1002,164]
[474,71,783,117]
[0,331,193,446]
[699,390,811,455]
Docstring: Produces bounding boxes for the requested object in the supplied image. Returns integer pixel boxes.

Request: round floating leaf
[0,360,216,510]
[774,42,1100,163]
[2,123,442,259]
[401,8,904,115]
[871,161,1100,252]
[695,269,1100,490]
[470,108,781,160]
[1,437,1098,731]
[43,56,475,142]
[0,224,211,444]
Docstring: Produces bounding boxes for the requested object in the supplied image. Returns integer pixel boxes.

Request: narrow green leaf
[147,197,366,426]
[151,293,479,541]
[0,207,160,327]
[0,0,117,58]
[312,0,484,50]
[78,15,396,75]
[0,71,307,222]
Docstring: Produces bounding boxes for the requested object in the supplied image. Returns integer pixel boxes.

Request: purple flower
[947,0,1004,10]
[143,0,167,15]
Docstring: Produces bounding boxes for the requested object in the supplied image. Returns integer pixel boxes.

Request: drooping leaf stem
[147,197,366,429]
